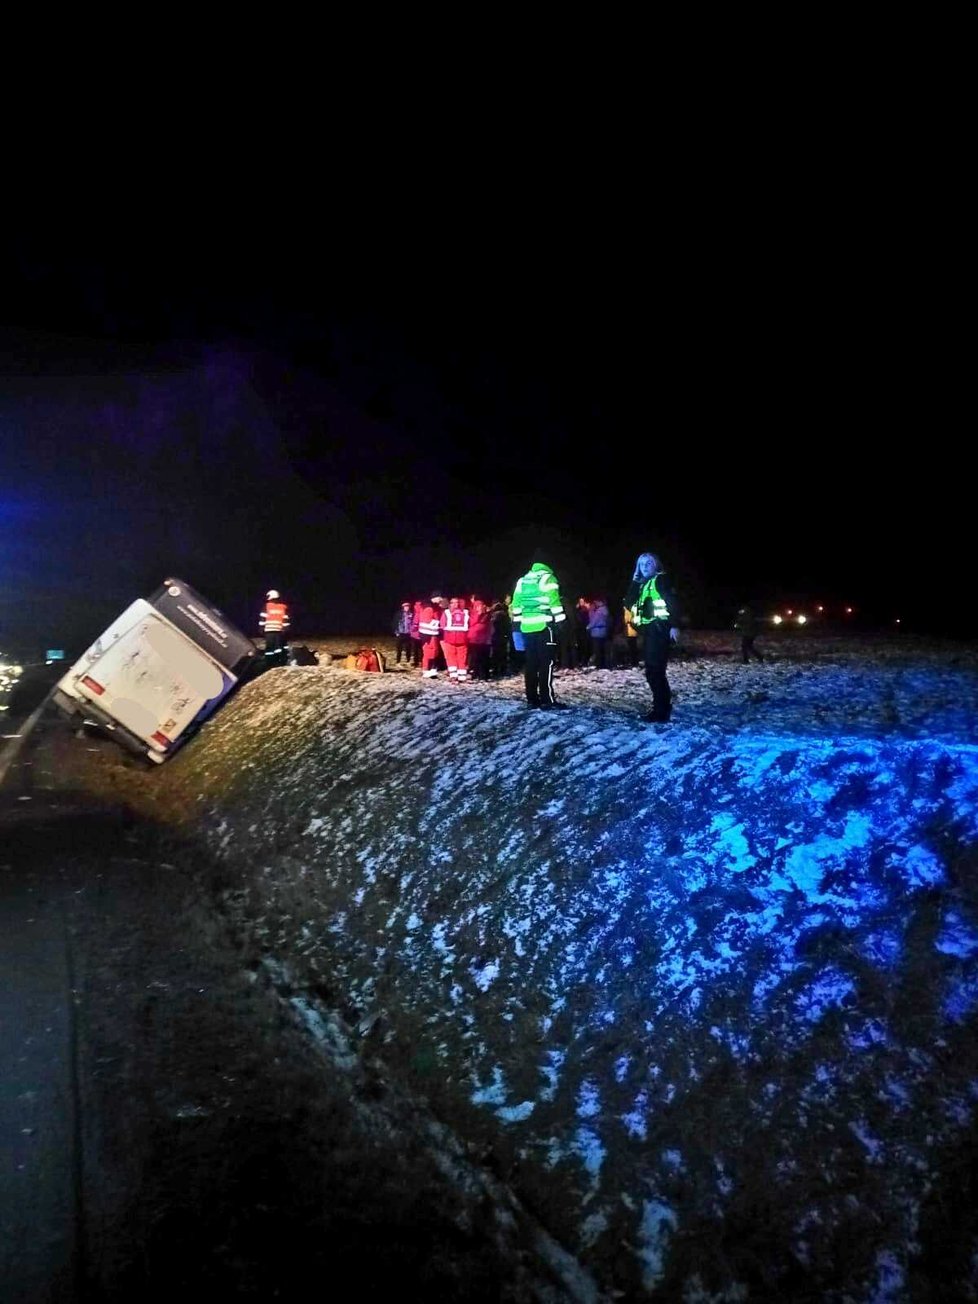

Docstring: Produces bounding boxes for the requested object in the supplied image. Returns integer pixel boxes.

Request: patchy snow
[637,1198,678,1291]
[85,629,978,1300]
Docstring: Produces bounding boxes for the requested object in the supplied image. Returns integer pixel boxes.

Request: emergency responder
[440,596,471,683]
[259,589,291,666]
[510,560,567,708]
[418,594,445,678]
[624,553,679,722]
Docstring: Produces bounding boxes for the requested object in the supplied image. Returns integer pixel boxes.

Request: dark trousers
[469,643,490,680]
[625,635,639,668]
[523,628,557,705]
[591,636,609,670]
[394,633,413,663]
[557,624,577,668]
[641,623,672,720]
[741,635,763,663]
[489,639,509,678]
[263,630,289,667]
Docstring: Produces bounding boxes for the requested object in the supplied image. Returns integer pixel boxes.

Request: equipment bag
[344,647,385,672]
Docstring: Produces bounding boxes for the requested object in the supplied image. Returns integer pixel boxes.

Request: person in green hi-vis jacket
[510,560,567,709]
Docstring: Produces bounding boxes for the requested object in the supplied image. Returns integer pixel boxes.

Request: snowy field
[63,630,978,1300]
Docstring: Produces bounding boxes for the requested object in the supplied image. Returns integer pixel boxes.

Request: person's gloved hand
[669,627,679,644]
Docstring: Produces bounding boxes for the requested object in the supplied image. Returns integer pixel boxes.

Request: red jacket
[467,599,492,646]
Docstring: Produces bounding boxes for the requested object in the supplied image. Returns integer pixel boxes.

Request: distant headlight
[772,615,783,625]
[796,614,807,625]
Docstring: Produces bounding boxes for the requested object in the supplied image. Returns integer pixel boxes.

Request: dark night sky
[1,167,969,648]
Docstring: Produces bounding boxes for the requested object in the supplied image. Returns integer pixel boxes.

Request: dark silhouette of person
[734,604,764,663]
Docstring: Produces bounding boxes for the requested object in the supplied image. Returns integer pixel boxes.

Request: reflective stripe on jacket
[260,600,290,632]
[631,576,670,626]
[440,606,470,646]
[419,603,443,638]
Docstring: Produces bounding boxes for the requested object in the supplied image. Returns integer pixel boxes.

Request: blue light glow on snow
[183,645,978,1298]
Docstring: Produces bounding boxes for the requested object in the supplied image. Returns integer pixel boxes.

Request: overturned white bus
[53,577,257,764]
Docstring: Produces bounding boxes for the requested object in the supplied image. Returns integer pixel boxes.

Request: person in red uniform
[440,596,471,682]
[410,600,424,667]
[418,594,445,678]
[259,589,291,667]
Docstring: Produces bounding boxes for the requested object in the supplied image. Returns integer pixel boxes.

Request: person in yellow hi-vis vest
[622,603,640,669]
[623,553,679,722]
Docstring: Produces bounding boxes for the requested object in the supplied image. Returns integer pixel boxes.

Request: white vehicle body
[54,580,255,763]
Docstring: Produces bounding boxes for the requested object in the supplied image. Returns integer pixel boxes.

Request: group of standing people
[391,551,681,721]
[269,548,764,725]
[508,552,679,719]
[555,595,638,671]
[392,596,516,684]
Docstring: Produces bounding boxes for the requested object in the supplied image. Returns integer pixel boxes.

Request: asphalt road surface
[0,707,590,1303]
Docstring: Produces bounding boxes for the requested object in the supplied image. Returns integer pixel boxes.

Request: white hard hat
[266,589,280,600]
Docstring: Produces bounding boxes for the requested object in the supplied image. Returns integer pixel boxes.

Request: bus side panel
[149,579,257,674]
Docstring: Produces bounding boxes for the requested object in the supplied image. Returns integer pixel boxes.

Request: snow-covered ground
[64,630,978,1300]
